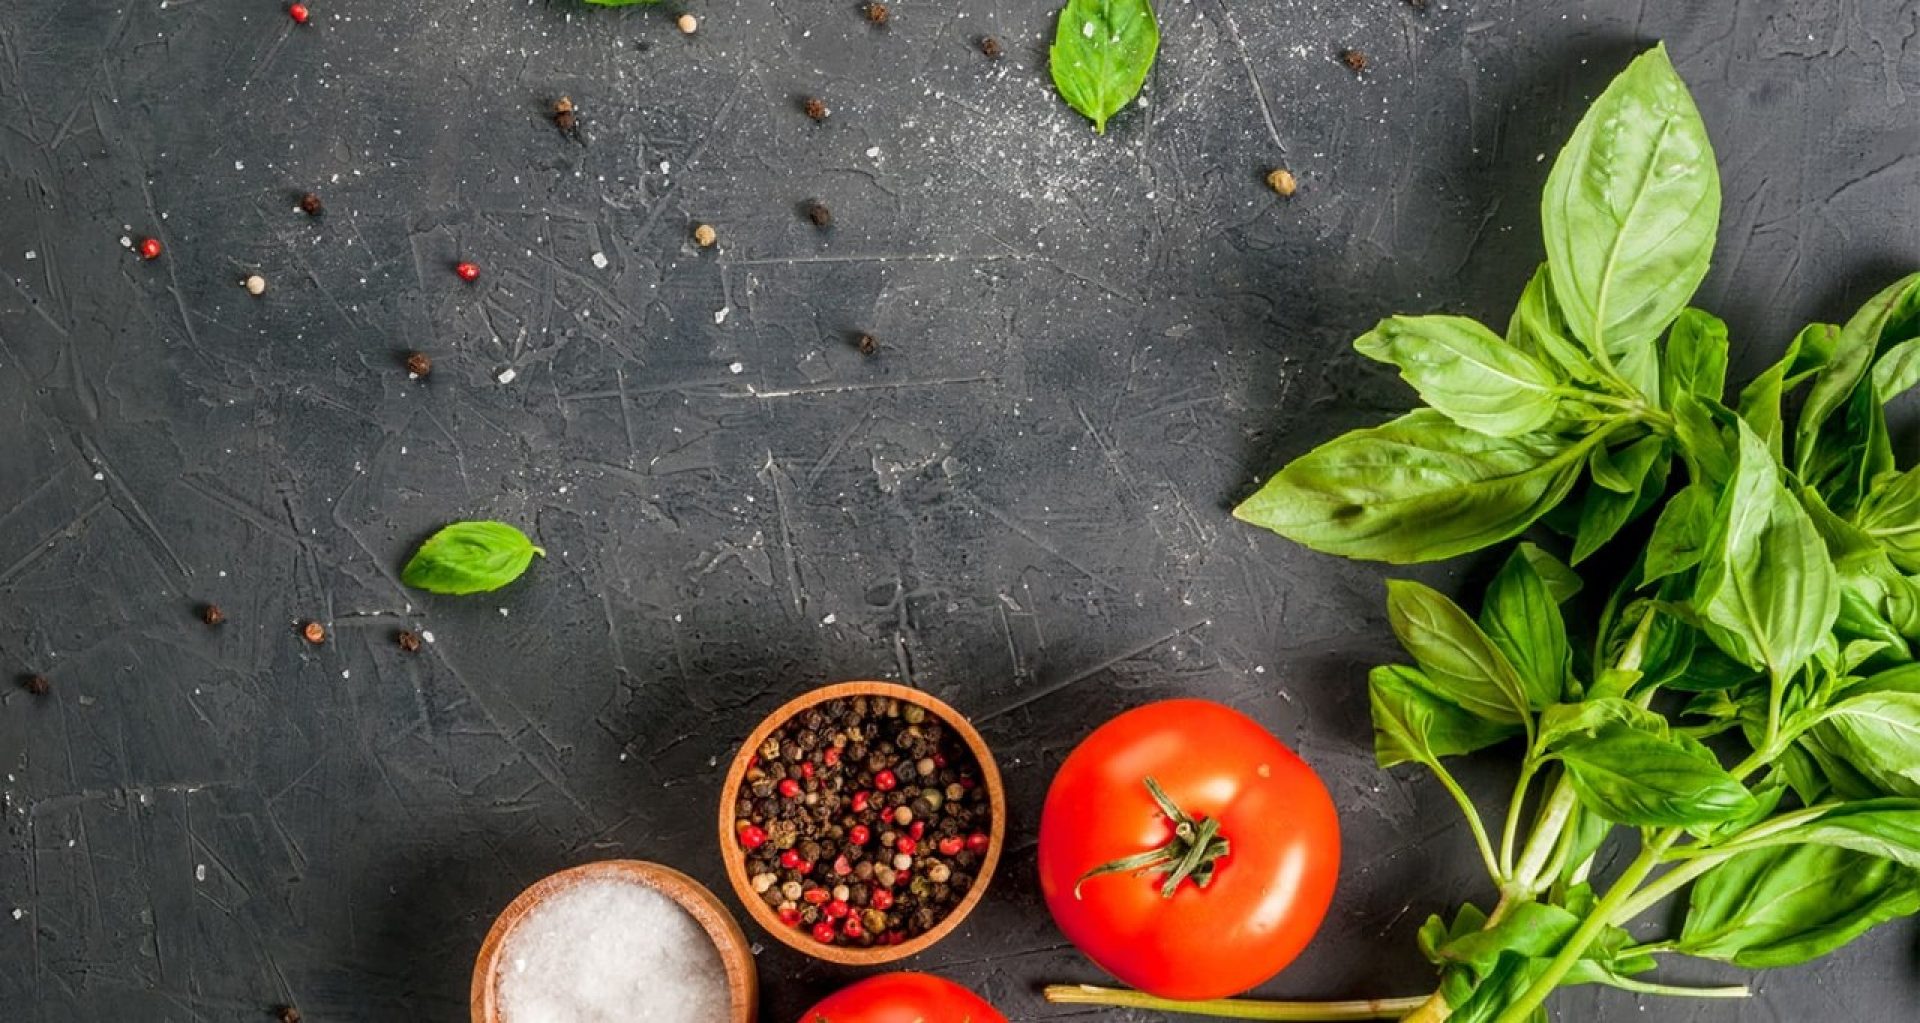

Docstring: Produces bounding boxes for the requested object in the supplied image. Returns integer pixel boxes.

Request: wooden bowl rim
[717,680,1007,966]
[469,859,758,1023]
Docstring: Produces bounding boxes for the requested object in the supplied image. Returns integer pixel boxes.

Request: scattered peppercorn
[855,332,878,356]
[733,695,992,948]
[396,630,422,653]
[243,274,268,296]
[980,36,1002,60]
[692,223,718,248]
[301,621,326,645]
[299,192,325,217]
[677,13,698,34]
[202,604,226,626]
[806,200,833,228]
[1267,168,1298,198]
[278,1007,303,1023]
[21,674,50,696]
[137,237,162,261]
[552,96,581,142]
[288,4,309,25]
[802,96,829,122]
[405,351,432,378]
[864,2,889,25]
[1340,48,1369,73]
[454,261,480,282]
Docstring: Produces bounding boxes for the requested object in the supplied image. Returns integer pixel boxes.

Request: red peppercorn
[801,761,815,779]
[842,916,864,938]
[938,836,964,856]
[778,906,802,927]
[137,237,162,260]
[966,832,990,854]
[874,769,898,792]
[823,747,841,767]
[824,899,850,920]
[738,824,768,850]
[833,855,852,875]
[909,821,925,840]
[960,776,977,789]
[802,887,830,905]
[933,753,947,768]
[896,836,917,855]
[778,778,801,798]
[780,849,804,870]
[870,889,893,911]
[848,824,870,845]
[885,931,905,945]
[454,261,480,282]
[288,3,310,23]
[811,921,837,943]
[851,790,871,813]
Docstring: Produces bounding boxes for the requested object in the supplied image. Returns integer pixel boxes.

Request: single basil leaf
[1369,665,1520,767]
[1387,580,1533,725]
[1679,843,1920,968]
[1670,390,1735,488]
[1572,437,1669,563]
[1515,542,1583,603]
[1480,547,1573,707]
[1643,483,1712,583]
[1048,0,1158,134]
[1737,322,1832,462]
[1668,640,1760,691]
[1661,307,1730,401]
[1507,265,1600,385]
[1815,691,1920,796]
[1232,410,1588,564]
[1798,273,1920,479]
[401,520,545,595]
[1692,421,1840,682]
[1538,697,1669,751]
[1354,315,1563,437]
[1437,902,1579,976]
[1802,373,1895,517]
[1542,45,1720,362]
[1856,465,1920,572]
[1445,952,1536,1023]
[1732,799,1920,871]
[1872,336,1920,402]
[1553,724,1755,826]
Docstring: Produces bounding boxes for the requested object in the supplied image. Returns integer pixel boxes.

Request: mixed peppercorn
[733,695,991,948]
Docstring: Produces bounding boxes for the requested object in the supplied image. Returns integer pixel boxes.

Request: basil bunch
[1225,45,1920,1023]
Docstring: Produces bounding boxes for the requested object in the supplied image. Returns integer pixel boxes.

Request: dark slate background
[2,1,1916,1020]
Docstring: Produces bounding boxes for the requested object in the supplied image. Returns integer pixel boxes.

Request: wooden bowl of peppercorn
[718,681,1006,965]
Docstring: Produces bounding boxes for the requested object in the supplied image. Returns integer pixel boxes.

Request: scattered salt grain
[10,908,20,920]
[714,306,730,324]
[499,878,728,1023]
[1082,20,1095,37]
[727,361,744,374]
[591,252,608,269]
[497,368,518,385]
[194,864,207,882]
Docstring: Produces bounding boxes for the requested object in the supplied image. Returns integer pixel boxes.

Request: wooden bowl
[717,680,1007,966]
[470,859,757,1023]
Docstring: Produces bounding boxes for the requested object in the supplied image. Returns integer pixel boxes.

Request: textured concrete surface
[2,1,1917,1020]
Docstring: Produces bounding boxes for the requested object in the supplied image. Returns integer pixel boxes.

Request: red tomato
[796,972,1005,1023]
[1038,699,1340,1000]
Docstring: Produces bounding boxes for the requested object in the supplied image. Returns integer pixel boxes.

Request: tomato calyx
[1073,776,1231,900]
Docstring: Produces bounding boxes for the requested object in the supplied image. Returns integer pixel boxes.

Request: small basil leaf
[1692,421,1840,682]
[1571,437,1669,563]
[1515,542,1583,603]
[1353,315,1563,437]
[1386,580,1533,725]
[1507,265,1601,385]
[401,521,545,595]
[1872,336,1920,402]
[1661,307,1730,401]
[1669,390,1736,488]
[1854,465,1920,572]
[1679,843,1920,968]
[1369,665,1520,767]
[1729,799,1920,871]
[1814,691,1920,796]
[1737,322,1833,462]
[1232,410,1587,564]
[1797,273,1920,479]
[1445,953,1536,1023]
[1436,903,1579,977]
[1643,483,1712,583]
[1538,697,1668,751]
[1553,724,1755,826]
[1048,0,1159,134]
[1543,44,1720,362]
[1480,547,1572,707]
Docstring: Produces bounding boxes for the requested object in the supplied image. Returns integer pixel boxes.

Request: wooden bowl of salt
[471,859,757,1023]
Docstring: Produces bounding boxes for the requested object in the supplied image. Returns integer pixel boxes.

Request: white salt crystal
[499,878,728,1023]
[728,361,744,374]
[591,252,608,269]
[497,368,518,385]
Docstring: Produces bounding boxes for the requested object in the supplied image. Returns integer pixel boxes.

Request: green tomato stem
[1041,985,1432,1020]
[1602,977,1749,999]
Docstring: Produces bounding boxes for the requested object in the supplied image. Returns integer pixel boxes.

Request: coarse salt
[498,878,728,1023]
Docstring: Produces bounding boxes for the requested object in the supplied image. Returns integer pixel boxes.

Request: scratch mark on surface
[979,618,1210,722]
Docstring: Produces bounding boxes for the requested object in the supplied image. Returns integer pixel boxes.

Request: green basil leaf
[1692,421,1840,681]
[1855,465,1920,572]
[1679,843,1920,968]
[1815,691,1920,796]
[1233,410,1588,564]
[1670,390,1735,488]
[1661,307,1730,401]
[1369,665,1520,768]
[1572,437,1669,563]
[1437,902,1579,976]
[1514,542,1583,603]
[1730,799,1920,871]
[1542,44,1720,361]
[1538,697,1669,751]
[1643,483,1712,583]
[1507,265,1601,385]
[1445,953,1539,1023]
[1048,0,1158,134]
[1802,374,1894,517]
[401,520,545,595]
[1354,315,1564,437]
[1872,336,1920,402]
[1797,273,1920,478]
[1480,547,1573,707]
[1553,724,1755,826]
[1387,580,1533,725]
[1737,322,1833,462]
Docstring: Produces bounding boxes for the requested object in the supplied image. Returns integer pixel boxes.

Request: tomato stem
[1073,776,1232,899]
[1043,985,1432,1020]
